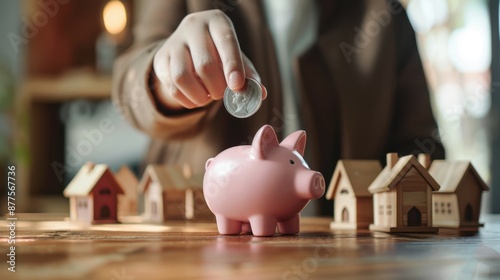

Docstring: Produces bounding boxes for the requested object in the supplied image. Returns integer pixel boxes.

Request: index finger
[208,12,245,91]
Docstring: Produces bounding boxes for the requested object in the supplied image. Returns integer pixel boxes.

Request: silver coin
[223,78,262,118]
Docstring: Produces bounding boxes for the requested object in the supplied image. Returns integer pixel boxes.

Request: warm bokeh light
[403,0,492,193]
[448,27,490,73]
[448,1,491,73]
[103,0,127,35]
[407,0,448,33]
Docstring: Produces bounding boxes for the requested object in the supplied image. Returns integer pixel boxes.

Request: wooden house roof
[326,160,382,199]
[115,166,139,198]
[428,160,489,193]
[138,165,192,193]
[368,155,440,193]
[63,162,124,196]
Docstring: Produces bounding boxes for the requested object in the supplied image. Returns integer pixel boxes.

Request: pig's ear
[205,158,213,171]
[251,125,279,159]
[280,130,307,156]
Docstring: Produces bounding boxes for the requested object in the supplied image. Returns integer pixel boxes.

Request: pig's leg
[241,223,252,234]
[215,214,242,235]
[249,215,277,237]
[277,215,300,235]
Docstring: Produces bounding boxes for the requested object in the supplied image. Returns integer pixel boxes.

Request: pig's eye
[289,160,295,165]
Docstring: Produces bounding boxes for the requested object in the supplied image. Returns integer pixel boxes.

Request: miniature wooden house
[138,165,213,222]
[183,172,214,221]
[114,166,139,217]
[326,160,382,229]
[429,160,489,231]
[63,162,124,224]
[368,153,440,233]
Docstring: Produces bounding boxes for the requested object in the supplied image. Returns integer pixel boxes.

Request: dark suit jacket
[112,0,444,215]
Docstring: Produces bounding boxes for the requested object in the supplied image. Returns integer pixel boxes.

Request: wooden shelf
[17,68,114,209]
[23,69,112,102]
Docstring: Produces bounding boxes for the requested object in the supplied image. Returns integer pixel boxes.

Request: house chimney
[182,163,192,179]
[418,154,431,169]
[86,162,95,170]
[386,153,398,169]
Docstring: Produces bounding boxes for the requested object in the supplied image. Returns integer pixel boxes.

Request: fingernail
[261,85,267,100]
[229,71,244,90]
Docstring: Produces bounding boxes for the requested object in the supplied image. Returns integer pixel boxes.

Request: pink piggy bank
[203,125,325,237]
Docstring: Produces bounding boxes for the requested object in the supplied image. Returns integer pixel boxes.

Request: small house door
[151,201,157,217]
[407,207,421,226]
[465,204,473,221]
[342,207,349,222]
[100,205,110,218]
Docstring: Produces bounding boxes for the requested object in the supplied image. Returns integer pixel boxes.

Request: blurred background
[0,0,499,214]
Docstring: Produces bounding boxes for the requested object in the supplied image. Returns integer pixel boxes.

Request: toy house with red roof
[63,162,123,224]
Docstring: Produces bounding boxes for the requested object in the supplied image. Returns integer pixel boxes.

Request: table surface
[1,214,499,280]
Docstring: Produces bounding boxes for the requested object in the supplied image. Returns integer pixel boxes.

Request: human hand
[152,10,267,110]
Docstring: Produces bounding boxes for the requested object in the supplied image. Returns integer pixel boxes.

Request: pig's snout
[296,171,325,199]
[311,173,326,198]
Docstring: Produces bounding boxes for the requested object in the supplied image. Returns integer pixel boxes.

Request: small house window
[77,199,87,208]
[340,189,349,195]
[99,188,111,195]
[379,205,384,215]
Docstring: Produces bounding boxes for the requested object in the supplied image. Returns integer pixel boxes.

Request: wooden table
[1,214,499,280]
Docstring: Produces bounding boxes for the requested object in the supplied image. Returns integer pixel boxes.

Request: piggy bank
[203,125,325,237]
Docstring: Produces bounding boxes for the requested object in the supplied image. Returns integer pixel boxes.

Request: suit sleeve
[389,1,445,159]
[112,0,217,140]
